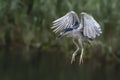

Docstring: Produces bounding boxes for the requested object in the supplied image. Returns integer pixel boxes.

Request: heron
[51,11,102,64]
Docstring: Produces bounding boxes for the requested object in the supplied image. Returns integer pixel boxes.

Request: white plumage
[51,11,102,64]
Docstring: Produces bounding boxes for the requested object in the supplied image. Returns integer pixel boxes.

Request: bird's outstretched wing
[80,12,102,39]
[51,11,80,33]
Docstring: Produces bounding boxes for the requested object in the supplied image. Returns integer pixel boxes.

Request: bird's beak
[56,34,63,39]
[56,32,64,39]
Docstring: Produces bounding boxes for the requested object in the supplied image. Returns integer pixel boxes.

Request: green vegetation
[0,0,120,80]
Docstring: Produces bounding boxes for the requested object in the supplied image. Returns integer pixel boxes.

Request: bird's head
[81,12,92,19]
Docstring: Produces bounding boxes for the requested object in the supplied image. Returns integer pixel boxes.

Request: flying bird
[51,11,102,64]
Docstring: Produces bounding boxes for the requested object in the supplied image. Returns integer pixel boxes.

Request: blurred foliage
[0,0,120,80]
[0,0,120,59]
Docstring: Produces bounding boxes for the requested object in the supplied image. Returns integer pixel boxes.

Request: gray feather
[51,11,80,33]
[81,12,102,39]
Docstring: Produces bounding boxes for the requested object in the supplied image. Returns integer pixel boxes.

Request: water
[0,46,120,80]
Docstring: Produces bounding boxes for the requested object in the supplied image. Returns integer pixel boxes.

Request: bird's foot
[79,48,84,64]
[71,54,76,64]
[79,57,83,64]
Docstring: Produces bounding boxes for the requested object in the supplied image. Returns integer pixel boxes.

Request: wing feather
[81,12,102,39]
[52,11,80,33]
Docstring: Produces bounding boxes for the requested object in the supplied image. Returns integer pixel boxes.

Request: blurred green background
[0,0,120,80]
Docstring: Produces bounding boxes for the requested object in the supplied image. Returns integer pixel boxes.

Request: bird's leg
[71,39,79,64]
[79,47,84,64]
[78,39,84,64]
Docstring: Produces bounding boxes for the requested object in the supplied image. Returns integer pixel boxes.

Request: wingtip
[52,20,57,23]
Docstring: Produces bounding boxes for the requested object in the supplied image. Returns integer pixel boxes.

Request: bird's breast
[65,30,83,39]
